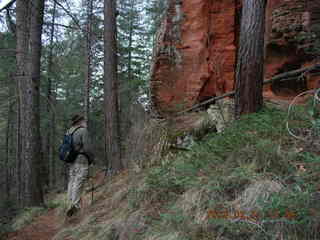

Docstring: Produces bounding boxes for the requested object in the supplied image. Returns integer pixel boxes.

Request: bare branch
[52,0,102,42]
[53,0,83,33]
[43,22,78,30]
[0,0,16,12]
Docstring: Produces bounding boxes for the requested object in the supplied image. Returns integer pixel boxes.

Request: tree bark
[16,0,29,207]
[5,76,15,203]
[16,89,22,206]
[47,0,57,188]
[84,0,93,126]
[28,0,45,205]
[104,0,123,172]
[234,0,267,117]
[16,0,44,206]
[5,114,10,201]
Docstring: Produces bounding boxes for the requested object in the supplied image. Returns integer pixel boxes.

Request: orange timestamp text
[207,209,298,222]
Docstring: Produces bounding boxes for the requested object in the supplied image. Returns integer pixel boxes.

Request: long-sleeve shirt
[67,126,95,163]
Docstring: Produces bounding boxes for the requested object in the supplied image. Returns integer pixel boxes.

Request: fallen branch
[263,64,320,85]
[176,64,320,115]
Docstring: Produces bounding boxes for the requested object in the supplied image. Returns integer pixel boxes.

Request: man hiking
[65,114,94,217]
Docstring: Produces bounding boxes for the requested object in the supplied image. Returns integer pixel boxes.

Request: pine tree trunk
[47,0,57,188]
[16,0,29,207]
[51,108,57,187]
[234,0,267,117]
[104,0,123,173]
[84,0,93,126]
[5,117,9,200]
[63,90,70,190]
[4,14,16,205]
[16,0,44,206]
[16,92,22,206]
[5,79,14,202]
[27,0,45,206]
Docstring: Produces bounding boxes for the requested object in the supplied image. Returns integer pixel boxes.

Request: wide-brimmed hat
[71,114,85,125]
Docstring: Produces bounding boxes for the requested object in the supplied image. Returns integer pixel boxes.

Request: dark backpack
[59,127,83,163]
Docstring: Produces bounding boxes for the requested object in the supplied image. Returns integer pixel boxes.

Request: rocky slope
[150,0,320,115]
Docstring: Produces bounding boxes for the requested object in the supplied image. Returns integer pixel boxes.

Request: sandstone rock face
[150,0,320,115]
[264,0,320,98]
[150,0,239,115]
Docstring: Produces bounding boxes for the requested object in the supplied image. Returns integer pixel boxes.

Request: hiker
[65,114,94,217]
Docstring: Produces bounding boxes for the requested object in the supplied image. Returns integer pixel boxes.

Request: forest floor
[5,170,108,240]
[6,209,59,240]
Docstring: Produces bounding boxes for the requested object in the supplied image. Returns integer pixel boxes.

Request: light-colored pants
[67,155,89,209]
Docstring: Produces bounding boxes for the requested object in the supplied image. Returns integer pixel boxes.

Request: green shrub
[132,107,320,239]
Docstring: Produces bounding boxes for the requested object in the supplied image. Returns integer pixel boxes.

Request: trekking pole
[89,166,94,205]
[91,171,94,205]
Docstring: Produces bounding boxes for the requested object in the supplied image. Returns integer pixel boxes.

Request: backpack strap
[70,126,84,150]
[70,126,84,136]
[71,126,84,154]
[69,126,93,164]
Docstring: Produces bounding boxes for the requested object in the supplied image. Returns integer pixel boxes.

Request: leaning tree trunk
[234,0,267,117]
[104,0,123,173]
[16,0,44,206]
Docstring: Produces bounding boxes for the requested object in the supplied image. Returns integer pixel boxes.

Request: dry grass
[232,180,284,212]
[144,232,181,240]
[178,188,209,225]
[52,169,150,240]
[124,116,170,170]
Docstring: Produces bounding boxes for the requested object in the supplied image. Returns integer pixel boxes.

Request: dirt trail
[5,171,108,240]
[6,209,60,240]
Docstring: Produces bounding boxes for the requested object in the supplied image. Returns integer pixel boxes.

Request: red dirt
[5,171,108,240]
[6,209,60,240]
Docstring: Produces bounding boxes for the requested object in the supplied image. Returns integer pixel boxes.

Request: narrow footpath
[6,209,60,240]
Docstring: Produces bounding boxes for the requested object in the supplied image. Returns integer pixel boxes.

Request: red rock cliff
[264,0,320,98]
[150,0,320,115]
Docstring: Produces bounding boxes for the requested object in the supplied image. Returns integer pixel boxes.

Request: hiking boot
[66,205,79,217]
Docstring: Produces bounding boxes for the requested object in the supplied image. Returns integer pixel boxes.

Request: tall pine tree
[235,0,267,117]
